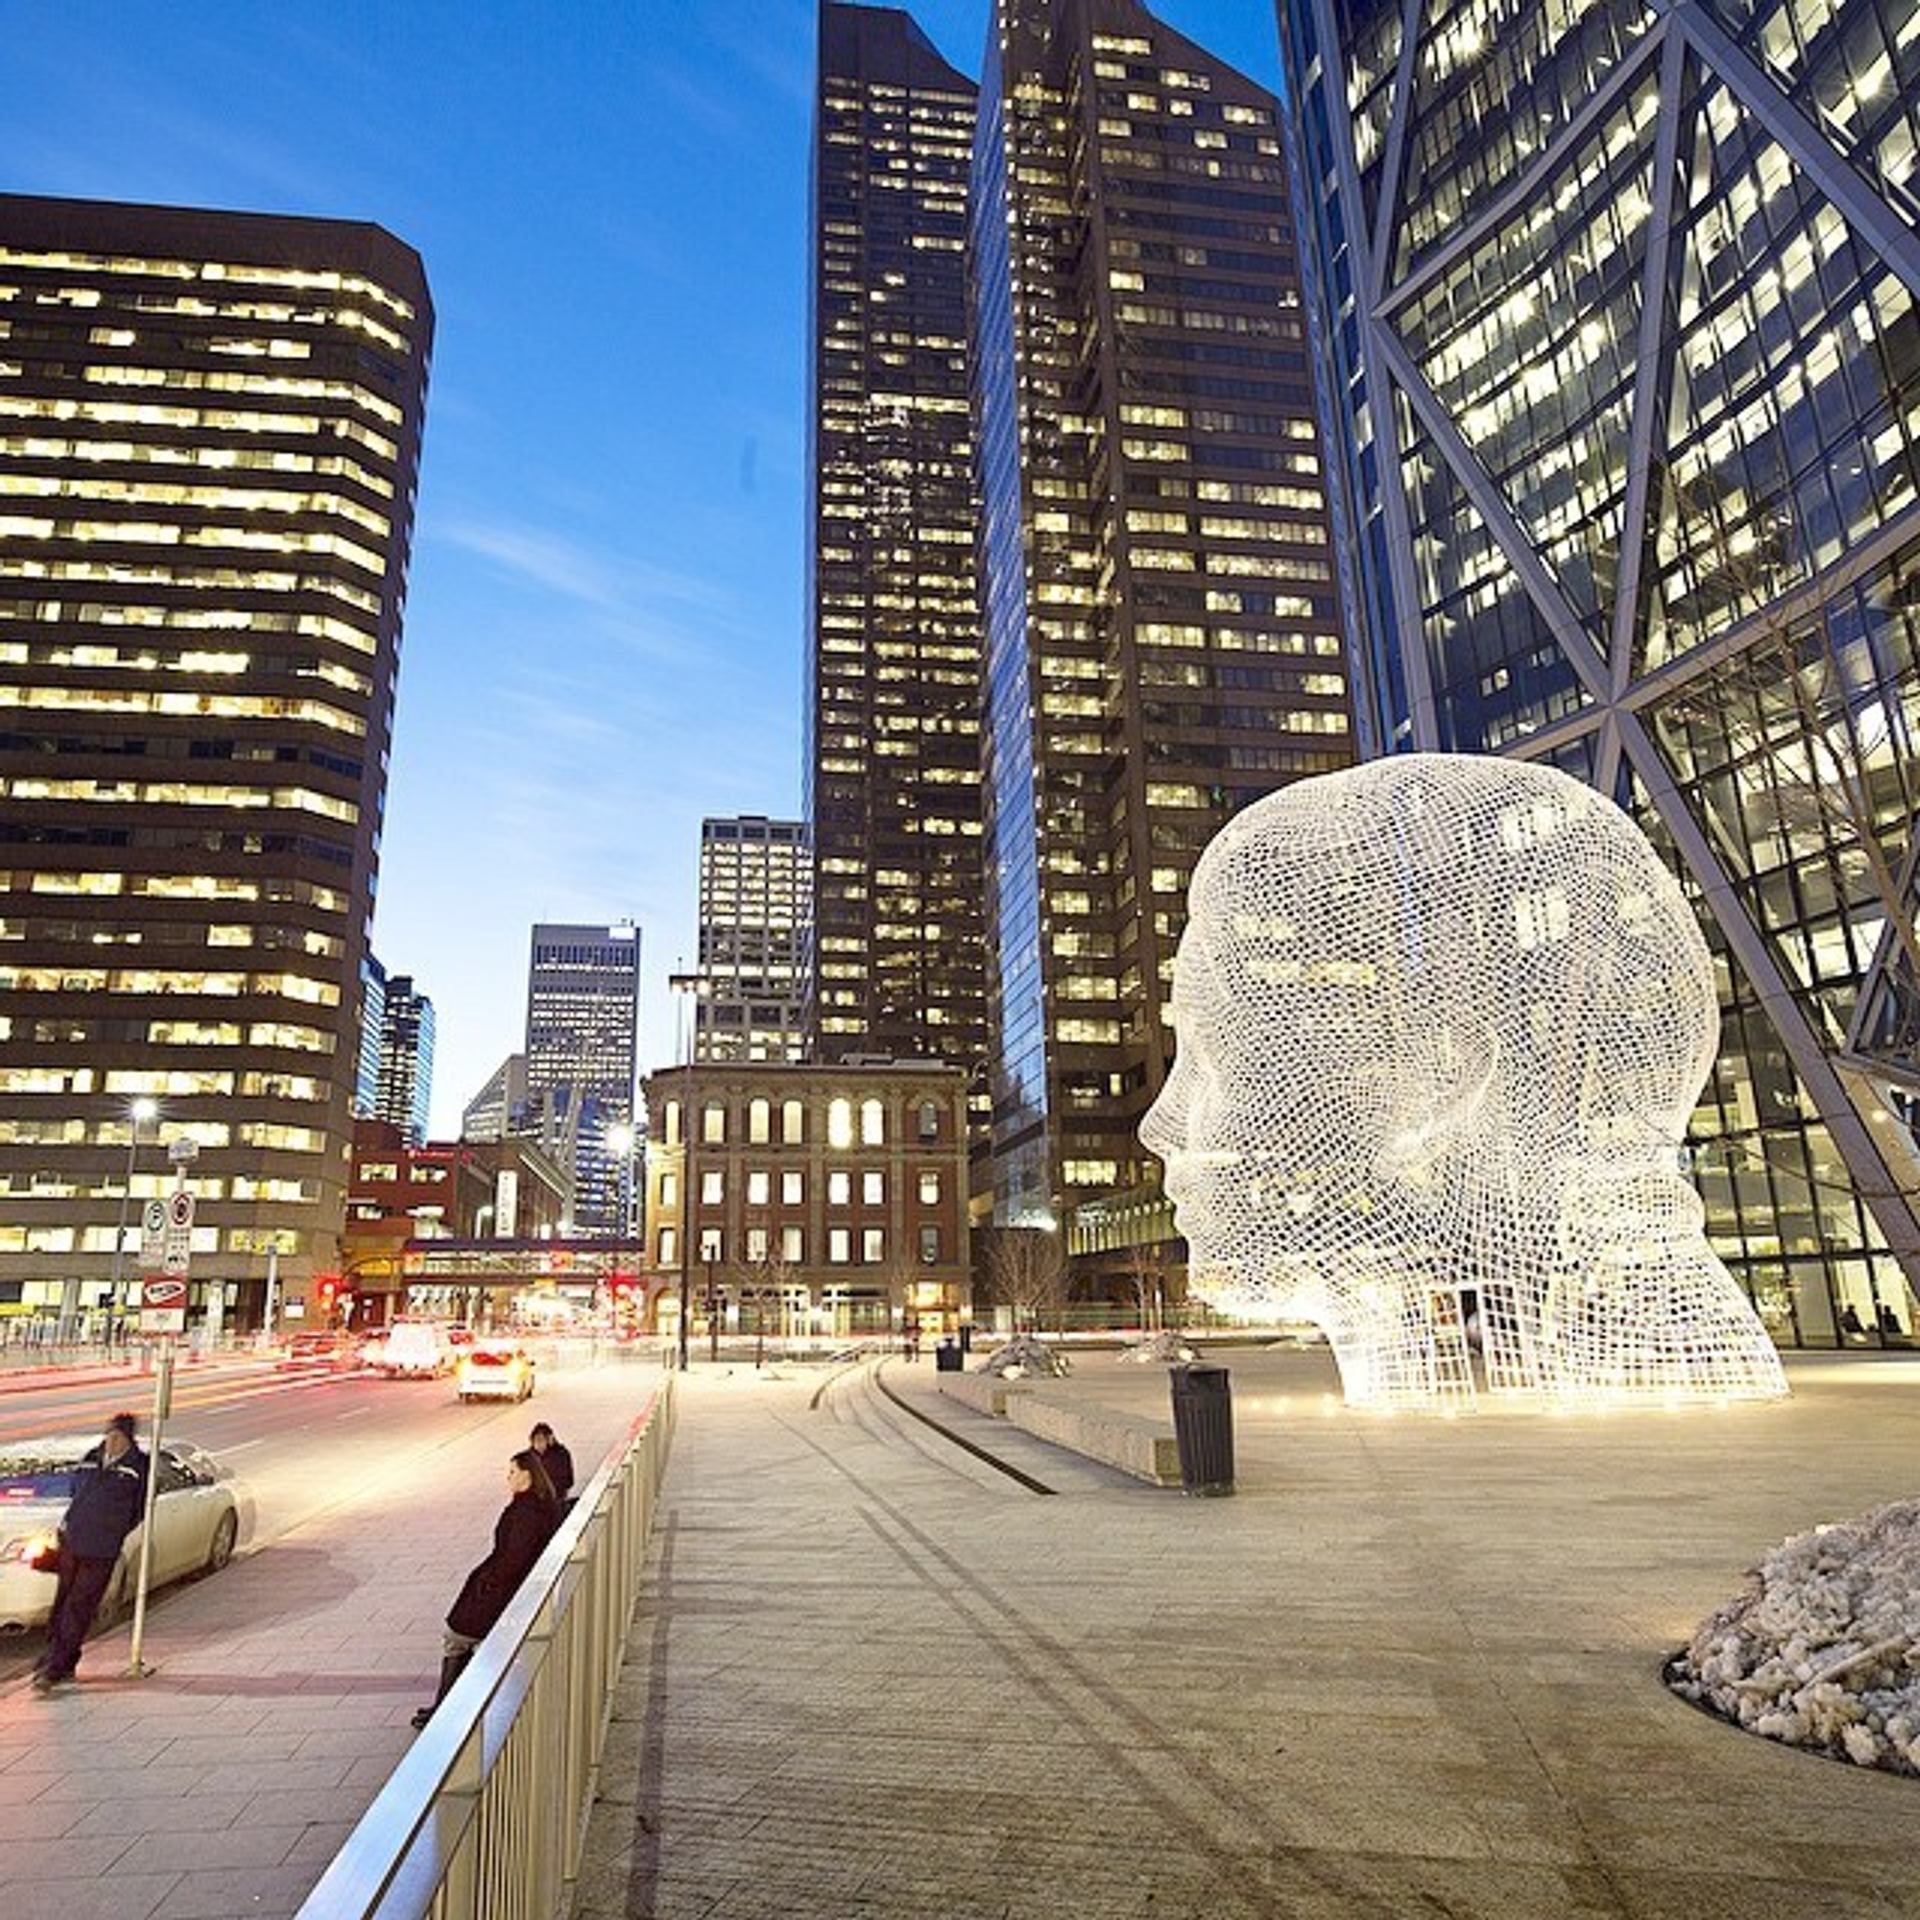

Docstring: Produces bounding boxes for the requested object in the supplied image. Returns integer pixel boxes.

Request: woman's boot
[409,1650,470,1730]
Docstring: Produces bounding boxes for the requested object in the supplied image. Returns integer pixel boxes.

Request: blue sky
[13,0,1285,1134]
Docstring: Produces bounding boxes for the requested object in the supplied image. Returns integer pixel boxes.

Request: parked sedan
[456,1343,536,1403]
[0,1437,240,1634]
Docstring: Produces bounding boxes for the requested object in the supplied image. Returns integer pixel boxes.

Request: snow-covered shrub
[1118,1331,1197,1365]
[978,1333,1070,1379]
[1668,1498,1920,1777]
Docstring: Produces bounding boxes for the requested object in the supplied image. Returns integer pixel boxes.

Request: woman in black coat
[411,1449,559,1729]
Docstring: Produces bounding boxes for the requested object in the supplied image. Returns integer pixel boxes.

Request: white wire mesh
[1141,753,1789,1411]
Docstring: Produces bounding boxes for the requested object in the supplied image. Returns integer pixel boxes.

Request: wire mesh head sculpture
[1141,754,1788,1411]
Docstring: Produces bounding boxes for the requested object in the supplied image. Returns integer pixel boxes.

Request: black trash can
[935,1337,963,1373]
[1169,1364,1234,1496]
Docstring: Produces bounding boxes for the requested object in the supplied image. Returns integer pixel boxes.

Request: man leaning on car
[32,1411,149,1695]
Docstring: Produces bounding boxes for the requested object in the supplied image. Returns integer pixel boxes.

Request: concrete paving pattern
[579,1348,1920,1920]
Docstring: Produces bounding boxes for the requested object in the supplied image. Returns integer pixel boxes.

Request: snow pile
[1119,1331,1197,1365]
[1668,1498,1920,1777]
[979,1334,1070,1379]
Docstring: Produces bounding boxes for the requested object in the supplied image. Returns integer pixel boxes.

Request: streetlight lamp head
[605,1121,636,1157]
[130,1097,159,1123]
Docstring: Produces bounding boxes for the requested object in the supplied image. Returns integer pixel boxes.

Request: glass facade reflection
[972,0,1351,1228]
[1277,0,1920,1341]
[807,5,989,1130]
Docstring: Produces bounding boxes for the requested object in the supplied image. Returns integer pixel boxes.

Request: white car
[0,1437,240,1634]
[456,1343,536,1403]
[369,1321,453,1378]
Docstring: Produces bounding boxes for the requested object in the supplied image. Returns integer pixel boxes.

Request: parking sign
[138,1198,168,1274]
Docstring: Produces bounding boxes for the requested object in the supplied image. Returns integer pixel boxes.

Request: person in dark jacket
[528,1422,574,1506]
[32,1411,149,1694]
[410,1449,558,1729]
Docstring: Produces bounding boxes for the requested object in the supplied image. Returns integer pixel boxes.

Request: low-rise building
[341,1119,570,1319]
[640,1058,969,1341]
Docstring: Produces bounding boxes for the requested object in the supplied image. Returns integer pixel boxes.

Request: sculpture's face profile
[1141,754,1786,1405]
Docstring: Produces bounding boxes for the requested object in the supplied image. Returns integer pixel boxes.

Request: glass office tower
[972,0,1351,1229]
[696,816,809,1063]
[0,193,430,1329]
[1275,0,1920,1341]
[523,922,640,1237]
[808,5,989,1102]
[373,972,434,1147]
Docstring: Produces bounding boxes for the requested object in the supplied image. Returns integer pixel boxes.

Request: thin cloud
[433,515,743,624]
[435,518,621,610]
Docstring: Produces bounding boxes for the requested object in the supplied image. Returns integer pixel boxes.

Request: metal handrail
[295,1373,677,1920]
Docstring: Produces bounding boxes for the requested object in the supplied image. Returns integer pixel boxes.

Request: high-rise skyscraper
[1273,0,1920,1344]
[0,193,431,1325]
[373,972,434,1146]
[970,0,1351,1228]
[696,816,809,1062]
[354,951,387,1120]
[523,921,640,1237]
[808,4,989,1101]
[460,1051,527,1144]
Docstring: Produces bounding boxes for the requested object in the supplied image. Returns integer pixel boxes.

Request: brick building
[640,1059,969,1341]
[341,1118,569,1321]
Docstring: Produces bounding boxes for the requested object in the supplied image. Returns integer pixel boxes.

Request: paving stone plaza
[579,1348,1920,1920]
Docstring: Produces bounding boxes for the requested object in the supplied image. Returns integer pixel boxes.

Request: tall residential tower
[1274,0,1920,1343]
[808,5,988,1101]
[0,194,431,1325]
[971,0,1350,1228]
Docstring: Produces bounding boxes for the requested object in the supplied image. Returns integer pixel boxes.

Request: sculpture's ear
[1373,1018,1500,1186]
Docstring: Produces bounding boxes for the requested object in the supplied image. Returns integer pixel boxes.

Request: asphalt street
[0,1345,654,1686]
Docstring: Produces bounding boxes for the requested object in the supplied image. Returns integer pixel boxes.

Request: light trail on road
[0,1354,663,1685]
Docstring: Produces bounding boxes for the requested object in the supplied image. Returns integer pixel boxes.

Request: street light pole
[106,1097,159,1341]
[667,970,708,1373]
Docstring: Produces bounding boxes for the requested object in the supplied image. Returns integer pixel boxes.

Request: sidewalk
[0,1362,663,1920]
[575,1350,1920,1920]
[0,1351,268,1397]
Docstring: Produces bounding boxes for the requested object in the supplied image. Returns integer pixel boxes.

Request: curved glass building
[1275,0,1920,1342]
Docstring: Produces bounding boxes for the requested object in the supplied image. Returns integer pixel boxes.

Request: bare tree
[735,1246,797,1368]
[982,1226,1071,1332]
[1122,1243,1169,1333]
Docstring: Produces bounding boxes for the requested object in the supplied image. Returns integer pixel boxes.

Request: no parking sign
[140,1275,188,1335]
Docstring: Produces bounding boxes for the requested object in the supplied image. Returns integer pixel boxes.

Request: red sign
[140,1276,188,1333]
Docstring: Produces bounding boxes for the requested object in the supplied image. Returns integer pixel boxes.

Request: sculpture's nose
[1140,1057,1189,1159]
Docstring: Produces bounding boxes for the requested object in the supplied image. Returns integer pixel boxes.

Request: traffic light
[314,1275,340,1320]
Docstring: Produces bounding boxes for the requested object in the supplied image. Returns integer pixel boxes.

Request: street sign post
[129,1137,196,1679]
[124,1340,173,1678]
